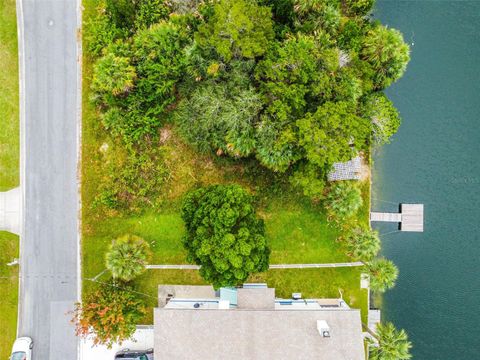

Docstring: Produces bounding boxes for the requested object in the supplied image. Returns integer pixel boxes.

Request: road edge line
[15,0,26,339]
[76,0,83,359]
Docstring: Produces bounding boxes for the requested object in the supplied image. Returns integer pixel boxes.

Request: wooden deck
[370,203,424,232]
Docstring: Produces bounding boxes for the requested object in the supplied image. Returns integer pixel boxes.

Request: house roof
[154,307,365,360]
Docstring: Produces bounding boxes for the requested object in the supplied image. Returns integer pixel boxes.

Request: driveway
[16,0,81,359]
[80,327,154,360]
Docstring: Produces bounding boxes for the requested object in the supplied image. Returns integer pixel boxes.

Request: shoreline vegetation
[0,0,20,358]
[80,0,412,357]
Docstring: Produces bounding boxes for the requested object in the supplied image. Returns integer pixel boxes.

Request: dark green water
[373,1,480,359]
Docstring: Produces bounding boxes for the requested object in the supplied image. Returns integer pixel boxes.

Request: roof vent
[317,320,331,338]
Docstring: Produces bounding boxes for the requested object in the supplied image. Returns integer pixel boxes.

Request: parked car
[114,348,154,360]
[9,337,33,360]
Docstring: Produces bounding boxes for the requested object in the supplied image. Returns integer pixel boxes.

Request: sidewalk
[0,187,21,235]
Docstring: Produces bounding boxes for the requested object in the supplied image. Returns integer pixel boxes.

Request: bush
[84,1,128,57]
[132,22,188,118]
[181,185,270,288]
[94,142,170,212]
[106,234,151,281]
[324,182,363,221]
[91,52,136,107]
[73,283,146,348]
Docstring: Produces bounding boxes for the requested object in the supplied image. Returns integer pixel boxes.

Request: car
[114,348,154,360]
[9,337,33,360]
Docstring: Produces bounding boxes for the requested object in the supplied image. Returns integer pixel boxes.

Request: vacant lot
[0,0,19,357]
[81,0,370,326]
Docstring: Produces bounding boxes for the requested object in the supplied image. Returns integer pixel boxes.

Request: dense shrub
[94,142,170,212]
[181,185,270,288]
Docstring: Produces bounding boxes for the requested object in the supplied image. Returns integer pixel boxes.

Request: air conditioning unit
[317,320,331,338]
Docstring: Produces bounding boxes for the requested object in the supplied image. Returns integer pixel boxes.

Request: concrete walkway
[0,187,21,235]
[145,262,364,270]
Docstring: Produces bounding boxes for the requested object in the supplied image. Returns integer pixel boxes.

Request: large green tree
[181,185,270,288]
[297,102,370,169]
[367,258,399,292]
[361,25,410,89]
[73,283,146,348]
[105,234,151,281]
[175,61,262,157]
[362,93,401,145]
[195,0,274,61]
[369,322,412,360]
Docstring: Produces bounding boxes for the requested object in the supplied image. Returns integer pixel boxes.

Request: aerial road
[16,0,81,359]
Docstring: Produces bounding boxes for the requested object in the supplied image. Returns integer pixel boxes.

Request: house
[154,284,365,360]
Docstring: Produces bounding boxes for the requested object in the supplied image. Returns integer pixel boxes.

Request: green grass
[0,0,19,357]
[81,0,370,326]
[0,0,19,191]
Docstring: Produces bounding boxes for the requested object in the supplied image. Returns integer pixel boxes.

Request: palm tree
[366,258,398,292]
[369,322,412,360]
[361,25,410,89]
[325,182,363,222]
[345,227,381,261]
[105,234,151,282]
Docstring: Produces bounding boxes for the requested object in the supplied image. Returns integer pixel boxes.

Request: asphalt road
[17,1,80,359]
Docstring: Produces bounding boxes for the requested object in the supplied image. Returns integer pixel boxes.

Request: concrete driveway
[80,327,154,360]
[16,0,81,359]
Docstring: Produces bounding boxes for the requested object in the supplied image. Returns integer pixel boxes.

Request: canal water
[373,1,480,359]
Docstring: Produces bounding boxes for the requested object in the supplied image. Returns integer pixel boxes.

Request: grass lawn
[0,0,19,191]
[81,0,370,327]
[0,0,19,358]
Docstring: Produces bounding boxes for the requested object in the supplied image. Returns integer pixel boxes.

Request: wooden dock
[370,203,424,232]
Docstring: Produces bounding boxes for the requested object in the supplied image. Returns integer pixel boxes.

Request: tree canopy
[369,322,412,360]
[367,258,399,292]
[195,0,274,61]
[324,182,363,221]
[181,185,270,288]
[343,226,381,261]
[361,25,410,89]
[86,0,410,200]
[105,234,151,282]
[73,283,146,348]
